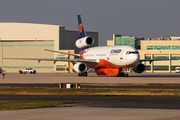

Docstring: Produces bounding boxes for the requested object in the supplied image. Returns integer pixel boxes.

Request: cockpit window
[126,51,138,55]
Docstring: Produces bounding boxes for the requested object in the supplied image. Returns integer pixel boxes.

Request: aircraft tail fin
[77,15,86,38]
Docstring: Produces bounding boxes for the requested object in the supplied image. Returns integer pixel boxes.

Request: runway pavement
[1,107,180,120]
[1,96,180,120]
[1,96,180,109]
[0,72,180,83]
[1,72,180,119]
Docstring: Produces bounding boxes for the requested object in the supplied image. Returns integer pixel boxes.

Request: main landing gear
[78,72,88,77]
[116,69,129,77]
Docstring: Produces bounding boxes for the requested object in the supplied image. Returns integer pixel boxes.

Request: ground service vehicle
[19,68,36,74]
[175,67,180,73]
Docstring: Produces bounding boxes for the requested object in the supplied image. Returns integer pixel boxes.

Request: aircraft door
[120,50,123,59]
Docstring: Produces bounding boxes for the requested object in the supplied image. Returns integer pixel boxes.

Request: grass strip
[0,101,64,111]
[0,86,180,96]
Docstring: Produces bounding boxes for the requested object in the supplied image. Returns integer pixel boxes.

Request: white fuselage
[82,45,140,68]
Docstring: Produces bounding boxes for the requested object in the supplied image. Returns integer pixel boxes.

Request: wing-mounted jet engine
[74,62,88,76]
[75,36,94,49]
[73,62,87,73]
[133,62,145,73]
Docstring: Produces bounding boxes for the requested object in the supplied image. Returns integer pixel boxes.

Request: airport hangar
[0,23,98,73]
[107,34,180,73]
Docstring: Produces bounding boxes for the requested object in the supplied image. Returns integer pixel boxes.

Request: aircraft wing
[43,49,80,57]
[3,58,98,65]
[139,59,177,64]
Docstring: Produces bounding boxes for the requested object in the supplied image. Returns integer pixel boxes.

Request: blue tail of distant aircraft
[78,15,86,39]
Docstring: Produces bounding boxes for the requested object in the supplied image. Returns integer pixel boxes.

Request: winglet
[77,15,86,38]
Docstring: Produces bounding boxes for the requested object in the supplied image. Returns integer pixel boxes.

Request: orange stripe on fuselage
[94,59,135,69]
[95,68,119,76]
[93,59,136,76]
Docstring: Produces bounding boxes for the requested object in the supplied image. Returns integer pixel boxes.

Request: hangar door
[1,40,55,73]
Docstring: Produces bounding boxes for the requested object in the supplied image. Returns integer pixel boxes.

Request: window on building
[172,46,180,50]
[44,66,54,69]
[56,57,68,59]
[56,67,65,71]
[56,65,67,71]
[13,66,22,69]
[147,45,180,50]
[153,66,169,71]
[136,45,141,49]
[115,37,135,47]
[34,66,43,69]
[145,65,151,71]
[3,66,12,69]
[147,46,153,50]
[154,46,171,50]
[145,56,151,59]
[171,56,180,60]
[171,66,180,71]
[153,56,169,60]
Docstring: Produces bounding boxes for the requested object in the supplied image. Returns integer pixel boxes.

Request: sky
[0,0,180,46]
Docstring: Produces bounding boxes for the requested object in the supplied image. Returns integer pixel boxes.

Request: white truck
[19,68,36,74]
[175,67,180,73]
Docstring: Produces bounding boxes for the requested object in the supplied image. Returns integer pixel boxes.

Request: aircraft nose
[131,54,139,64]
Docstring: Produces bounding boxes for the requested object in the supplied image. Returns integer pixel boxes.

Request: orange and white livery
[4,15,175,77]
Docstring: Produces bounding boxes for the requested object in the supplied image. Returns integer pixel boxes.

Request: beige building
[138,37,180,73]
[0,23,98,73]
[55,50,75,73]
[107,34,180,73]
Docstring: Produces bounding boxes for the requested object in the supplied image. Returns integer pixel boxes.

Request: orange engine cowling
[95,68,119,76]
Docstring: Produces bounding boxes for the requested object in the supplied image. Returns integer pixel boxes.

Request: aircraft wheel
[116,72,124,77]
[126,74,129,77]
[124,74,128,77]
[20,71,22,74]
[83,72,87,77]
[78,73,82,77]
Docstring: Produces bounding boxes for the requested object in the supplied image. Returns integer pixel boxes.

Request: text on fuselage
[110,49,121,53]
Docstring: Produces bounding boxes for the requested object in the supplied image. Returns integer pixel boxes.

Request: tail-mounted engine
[75,36,94,49]
[73,62,87,73]
[133,62,145,73]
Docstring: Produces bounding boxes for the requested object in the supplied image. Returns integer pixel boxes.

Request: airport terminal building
[0,23,98,73]
[107,34,180,73]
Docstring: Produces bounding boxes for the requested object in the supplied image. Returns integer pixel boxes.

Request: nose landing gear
[116,68,129,77]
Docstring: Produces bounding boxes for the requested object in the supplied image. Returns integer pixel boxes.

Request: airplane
[3,15,176,77]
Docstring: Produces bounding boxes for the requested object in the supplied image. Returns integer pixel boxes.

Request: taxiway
[0,72,180,119]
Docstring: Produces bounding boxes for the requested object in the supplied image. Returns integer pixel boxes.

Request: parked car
[19,68,36,74]
[175,67,180,73]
